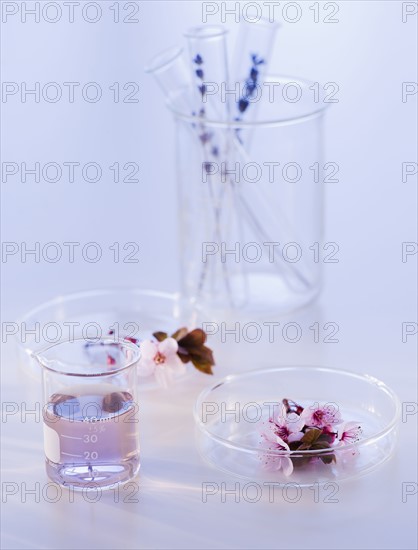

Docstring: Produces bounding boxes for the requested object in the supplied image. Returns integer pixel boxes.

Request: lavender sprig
[237,53,265,115]
[234,53,265,143]
[191,53,236,303]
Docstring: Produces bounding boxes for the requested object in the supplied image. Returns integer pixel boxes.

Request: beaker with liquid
[36,337,140,489]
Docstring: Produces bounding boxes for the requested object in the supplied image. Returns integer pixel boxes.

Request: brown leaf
[178,328,207,349]
[153,327,216,375]
[191,345,214,365]
[191,357,214,375]
[288,440,303,451]
[102,392,131,413]
[301,428,322,446]
[171,327,189,341]
[177,348,191,364]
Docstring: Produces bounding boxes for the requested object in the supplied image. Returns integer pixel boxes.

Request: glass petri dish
[14,288,197,389]
[194,366,400,486]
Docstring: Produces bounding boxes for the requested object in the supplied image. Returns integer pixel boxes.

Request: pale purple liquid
[43,385,140,488]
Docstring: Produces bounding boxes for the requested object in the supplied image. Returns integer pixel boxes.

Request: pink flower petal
[275,403,287,424]
[275,436,290,451]
[137,358,156,378]
[281,457,294,477]
[155,365,171,388]
[287,412,305,433]
[168,353,187,375]
[140,340,158,361]
[261,422,278,444]
[339,421,362,443]
[158,337,178,357]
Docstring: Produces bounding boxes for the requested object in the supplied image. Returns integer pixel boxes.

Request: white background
[1,1,417,549]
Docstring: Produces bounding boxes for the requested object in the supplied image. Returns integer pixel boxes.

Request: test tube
[145,37,308,301]
[184,25,230,122]
[145,46,193,114]
[146,43,247,308]
[184,26,248,305]
[230,20,312,289]
[232,17,280,124]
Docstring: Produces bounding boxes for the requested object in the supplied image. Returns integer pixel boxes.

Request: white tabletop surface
[1,2,417,549]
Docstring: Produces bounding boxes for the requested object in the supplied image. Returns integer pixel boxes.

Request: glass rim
[239,16,281,29]
[34,336,141,377]
[16,287,178,328]
[183,25,228,39]
[14,287,182,369]
[194,365,401,456]
[166,74,330,128]
[144,46,184,75]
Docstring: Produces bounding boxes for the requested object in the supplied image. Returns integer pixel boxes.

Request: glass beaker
[36,337,140,489]
[168,75,329,318]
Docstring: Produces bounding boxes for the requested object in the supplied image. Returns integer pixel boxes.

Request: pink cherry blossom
[339,421,362,444]
[259,404,305,476]
[138,338,186,386]
[300,402,342,430]
[333,422,363,460]
[260,430,294,477]
[270,403,305,444]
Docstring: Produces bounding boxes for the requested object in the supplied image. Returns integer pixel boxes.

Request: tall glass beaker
[169,75,329,318]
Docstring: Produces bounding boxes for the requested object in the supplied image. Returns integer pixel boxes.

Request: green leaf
[153,331,168,342]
